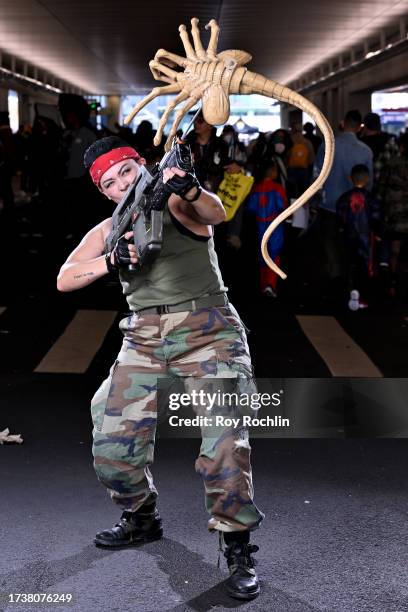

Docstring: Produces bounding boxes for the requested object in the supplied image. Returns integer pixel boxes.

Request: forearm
[185,187,226,224]
[57,255,109,292]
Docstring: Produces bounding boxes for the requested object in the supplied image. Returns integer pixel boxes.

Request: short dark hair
[344,110,362,129]
[351,164,369,182]
[83,136,130,169]
[303,122,315,134]
[363,112,381,131]
[59,94,90,123]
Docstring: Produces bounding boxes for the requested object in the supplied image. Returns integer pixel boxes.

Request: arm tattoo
[73,272,95,280]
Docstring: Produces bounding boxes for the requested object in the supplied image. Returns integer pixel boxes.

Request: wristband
[105,251,117,273]
[111,235,134,268]
[182,185,202,203]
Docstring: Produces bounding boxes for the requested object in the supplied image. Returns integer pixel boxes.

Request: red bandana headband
[89,146,140,186]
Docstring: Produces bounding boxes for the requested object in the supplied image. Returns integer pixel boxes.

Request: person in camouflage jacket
[377,132,408,292]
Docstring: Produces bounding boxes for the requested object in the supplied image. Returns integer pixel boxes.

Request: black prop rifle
[105,108,201,270]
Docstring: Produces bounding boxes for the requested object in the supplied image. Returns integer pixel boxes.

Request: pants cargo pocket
[90,359,119,433]
[212,305,255,379]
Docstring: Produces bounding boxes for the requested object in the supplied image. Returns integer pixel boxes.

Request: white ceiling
[0,0,408,94]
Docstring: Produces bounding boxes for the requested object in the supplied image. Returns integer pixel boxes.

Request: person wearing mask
[315,110,373,284]
[269,129,291,190]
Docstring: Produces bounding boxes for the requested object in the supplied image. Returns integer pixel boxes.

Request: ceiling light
[0,66,62,93]
[365,50,381,59]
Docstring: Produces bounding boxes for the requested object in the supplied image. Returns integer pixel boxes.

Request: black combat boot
[94,500,163,548]
[220,531,260,600]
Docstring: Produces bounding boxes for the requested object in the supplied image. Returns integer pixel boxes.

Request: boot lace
[225,543,259,572]
[216,532,259,571]
[115,511,140,534]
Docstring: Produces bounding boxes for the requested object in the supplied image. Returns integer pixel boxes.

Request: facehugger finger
[205,19,219,60]
[124,83,181,124]
[155,49,188,69]
[165,94,203,149]
[178,24,197,59]
[149,59,179,82]
[154,90,189,146]
[190,17,207,60]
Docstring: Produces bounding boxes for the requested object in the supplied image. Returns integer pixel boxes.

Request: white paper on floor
[0,428,23,444]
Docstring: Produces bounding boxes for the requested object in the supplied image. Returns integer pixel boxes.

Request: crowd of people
[314,109,407,308]
[0,92,407,309]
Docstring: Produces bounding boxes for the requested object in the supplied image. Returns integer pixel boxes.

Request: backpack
[288,142,309,169]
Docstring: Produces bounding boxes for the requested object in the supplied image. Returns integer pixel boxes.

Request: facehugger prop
[124,17,334,279]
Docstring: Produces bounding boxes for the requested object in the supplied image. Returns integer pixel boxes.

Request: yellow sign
[217,173,254,221]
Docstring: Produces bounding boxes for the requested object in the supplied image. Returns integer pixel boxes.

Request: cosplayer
[247,160,288,297]
[57,16,335,603]
[57,135,264,601]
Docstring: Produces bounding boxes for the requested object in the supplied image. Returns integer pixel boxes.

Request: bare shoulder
[64,217,112,263]
[100,217,113,242]
[82,217,112,247]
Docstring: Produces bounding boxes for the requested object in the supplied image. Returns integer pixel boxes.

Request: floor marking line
[296,315,383,378]
[34,310,117,374]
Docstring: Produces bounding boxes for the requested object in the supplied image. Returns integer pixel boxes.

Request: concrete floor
[2,382,408,611]
[1,202,408,611]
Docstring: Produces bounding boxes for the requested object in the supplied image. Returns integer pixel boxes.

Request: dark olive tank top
[119,207,227,311]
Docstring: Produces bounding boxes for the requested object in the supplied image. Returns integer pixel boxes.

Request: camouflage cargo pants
[90,302,265,533]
